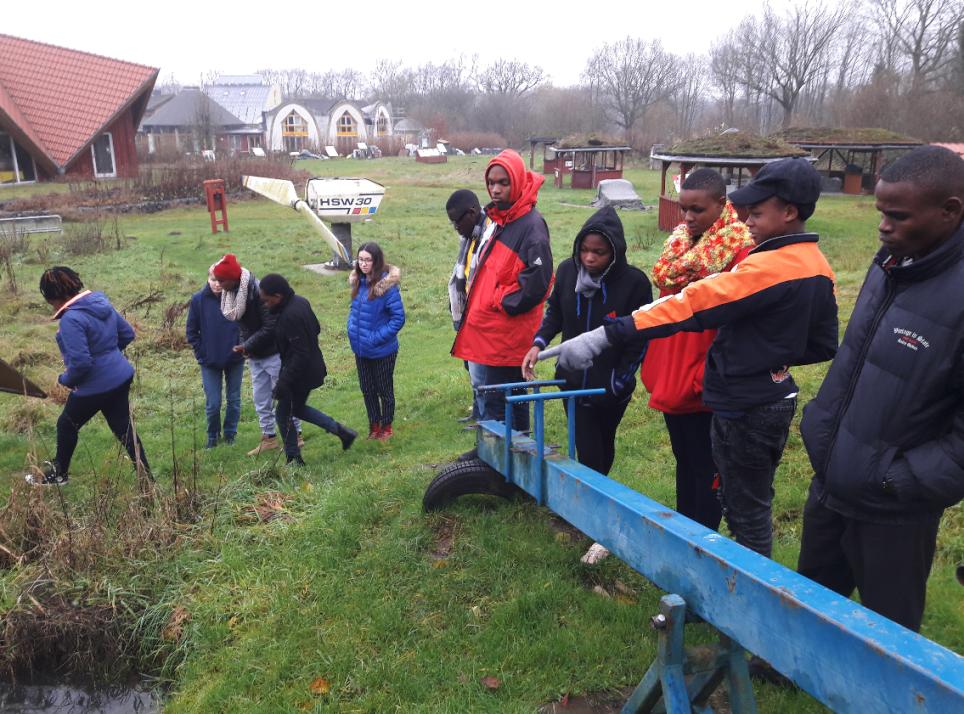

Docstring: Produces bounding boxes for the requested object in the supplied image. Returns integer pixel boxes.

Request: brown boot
[367,423,381,439]
[247,434,279,456]
[376,424,393,441]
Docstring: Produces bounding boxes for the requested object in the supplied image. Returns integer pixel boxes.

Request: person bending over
[28,267,150,486]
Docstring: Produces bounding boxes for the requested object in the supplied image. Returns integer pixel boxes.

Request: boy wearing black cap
[544,158,838,558]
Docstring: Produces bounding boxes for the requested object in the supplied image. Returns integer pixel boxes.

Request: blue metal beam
[474,420,964,713]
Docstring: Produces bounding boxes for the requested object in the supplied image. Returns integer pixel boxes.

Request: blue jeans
[466,360,487,419]
[276,387,339,459]
[710,397,796,557]
[481,365,529,432]
[200,362,243,441]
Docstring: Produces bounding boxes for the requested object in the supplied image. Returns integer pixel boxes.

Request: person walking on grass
[212,253,302,456]
[258,274,357,465]
[641,169,754,533]
[545,158,838,560]
[522,206,652,564]
[797,146,964,633]
[348,242,405,440]
[452,149,554,436]
[446,189,493,424]
[186,265,244,449]
[27,267,150,486]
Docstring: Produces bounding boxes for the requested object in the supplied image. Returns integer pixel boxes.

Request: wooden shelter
[527,136,558,170]
[545,134,632,189]
[774,128,922,195]
[651,132,808,231]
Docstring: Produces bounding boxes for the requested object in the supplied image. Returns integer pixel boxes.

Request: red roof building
[0,34,158,184]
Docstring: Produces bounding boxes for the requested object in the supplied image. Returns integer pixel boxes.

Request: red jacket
[452,209,553,365]
[641,246,751,414]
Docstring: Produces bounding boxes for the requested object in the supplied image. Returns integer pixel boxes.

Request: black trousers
[355,353,397,426]
[797,484,941,632]
[55,378,150,475]
[568,399,630,475]
[710,398,796,558]
[663,411,722,530]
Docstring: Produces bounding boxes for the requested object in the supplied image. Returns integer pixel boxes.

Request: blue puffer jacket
[186,283,243,369]
[55,291,136,396]
[347,265,405,359]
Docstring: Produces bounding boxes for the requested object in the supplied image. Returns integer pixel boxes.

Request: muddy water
[0,680,159,713]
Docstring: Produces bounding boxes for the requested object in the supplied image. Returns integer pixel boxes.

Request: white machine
[242,175,386,267]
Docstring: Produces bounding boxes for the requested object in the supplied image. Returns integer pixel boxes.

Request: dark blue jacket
[186,284,243,369]
[801,225,964,524]
[55,291,135,396]
[534,206,652,405]
[347,266,405,359]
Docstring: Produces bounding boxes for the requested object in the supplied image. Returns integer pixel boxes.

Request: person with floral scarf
[640,169,753,531]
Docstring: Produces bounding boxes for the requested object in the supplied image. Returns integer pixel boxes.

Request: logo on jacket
[770,366,791,383]
[894,327,930,352]
[533,257,543,266]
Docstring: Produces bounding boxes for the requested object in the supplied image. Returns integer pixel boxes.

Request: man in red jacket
[642,169,753,530]
[452,149,553,433]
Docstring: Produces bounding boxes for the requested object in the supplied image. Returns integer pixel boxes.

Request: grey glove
[538,326,611,371]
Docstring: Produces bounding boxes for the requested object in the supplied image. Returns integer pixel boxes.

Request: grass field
[0,157,960,712]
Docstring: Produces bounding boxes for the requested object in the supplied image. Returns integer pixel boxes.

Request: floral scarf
[652,201,753,291]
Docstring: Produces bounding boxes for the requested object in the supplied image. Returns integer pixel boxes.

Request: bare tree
[477,60,546,97]
[672,55,708,139]
[874,0,964,92]
[734,2,846,129]
[710,42,740,127]
[367,59,415,109]
[583,37,674,142]
[475,60,547,142]
[257,68,311,98]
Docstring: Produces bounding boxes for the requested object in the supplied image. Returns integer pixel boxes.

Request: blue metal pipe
[472,420,964,713]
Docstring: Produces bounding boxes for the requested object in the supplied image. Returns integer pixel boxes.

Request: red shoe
[376,424,393,440]
[367,423,381,440]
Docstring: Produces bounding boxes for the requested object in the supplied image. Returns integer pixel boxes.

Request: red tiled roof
[0,34,158,172]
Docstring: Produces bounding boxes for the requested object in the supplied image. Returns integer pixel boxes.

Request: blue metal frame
[469,382,964,713]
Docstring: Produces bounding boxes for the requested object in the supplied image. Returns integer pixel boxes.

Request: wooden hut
[548,134,632,189]
[773,128,922,195]
[651,132,808,231]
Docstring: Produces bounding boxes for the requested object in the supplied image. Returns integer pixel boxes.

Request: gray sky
[6,0,771,87]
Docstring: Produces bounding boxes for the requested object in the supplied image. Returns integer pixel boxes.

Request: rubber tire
[422,458,524,511]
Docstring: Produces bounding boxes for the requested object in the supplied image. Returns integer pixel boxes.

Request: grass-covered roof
[666,132,807,158]
[774,127,921,146]
[557,132,626,149]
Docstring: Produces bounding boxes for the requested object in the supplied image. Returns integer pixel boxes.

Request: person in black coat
[258,274,357,465]
[797,146,964,632]
[524,206,652,472]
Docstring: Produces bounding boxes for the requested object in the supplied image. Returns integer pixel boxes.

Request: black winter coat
[534,206,652,404]
[237,273,279,359]
[801,225,964,524]
[271,293,328,395]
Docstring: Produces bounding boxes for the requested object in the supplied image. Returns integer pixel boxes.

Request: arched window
[337,112,356,137]
[376,113,388,137]
[282,111,309,152]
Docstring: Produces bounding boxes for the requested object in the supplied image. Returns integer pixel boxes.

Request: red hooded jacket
[452,150,554,366]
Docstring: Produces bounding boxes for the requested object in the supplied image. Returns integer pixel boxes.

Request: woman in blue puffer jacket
[347,242,405,440]
[27,266,150,486]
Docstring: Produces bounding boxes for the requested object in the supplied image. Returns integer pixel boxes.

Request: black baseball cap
[729,157,822,219]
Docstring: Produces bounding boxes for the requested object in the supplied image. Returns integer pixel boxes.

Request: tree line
[237,0,961,148]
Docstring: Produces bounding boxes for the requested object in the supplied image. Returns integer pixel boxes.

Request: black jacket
[534,206,652,404]
[237,273,279,359]
[271,293,328,395]
[801,225,964,524]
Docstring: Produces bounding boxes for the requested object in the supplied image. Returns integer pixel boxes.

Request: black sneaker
[26,461,68,486]
[338,425,357,450]
[286,455,307,467]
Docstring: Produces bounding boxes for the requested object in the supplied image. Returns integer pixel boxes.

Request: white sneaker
[580,542,610,565]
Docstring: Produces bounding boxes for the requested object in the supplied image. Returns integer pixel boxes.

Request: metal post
[533,399,545,505]
[567,396,577,459]
[330,223,352,269]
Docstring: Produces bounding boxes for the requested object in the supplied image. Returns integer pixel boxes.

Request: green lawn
[0,157,960,712]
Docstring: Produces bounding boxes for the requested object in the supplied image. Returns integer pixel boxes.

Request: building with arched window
[265,99,392,156]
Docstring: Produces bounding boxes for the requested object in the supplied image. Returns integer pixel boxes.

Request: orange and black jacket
[606,233,838,412]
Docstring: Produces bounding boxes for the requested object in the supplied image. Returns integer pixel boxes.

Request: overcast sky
[6,0,772,87]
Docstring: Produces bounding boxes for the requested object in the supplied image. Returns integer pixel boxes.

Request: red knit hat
[212,253,242,282]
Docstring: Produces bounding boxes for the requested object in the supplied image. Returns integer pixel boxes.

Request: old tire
[422,458,524,511]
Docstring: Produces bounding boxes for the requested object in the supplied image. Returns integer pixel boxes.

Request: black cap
[729,157,821,211]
